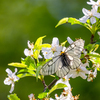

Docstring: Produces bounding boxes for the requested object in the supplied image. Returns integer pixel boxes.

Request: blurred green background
[1,0,100,100]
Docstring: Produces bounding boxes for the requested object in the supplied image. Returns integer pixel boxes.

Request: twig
[90,34,94,44]
[42,78,59,92]
[48,79,58,89]
[41,79,47,91]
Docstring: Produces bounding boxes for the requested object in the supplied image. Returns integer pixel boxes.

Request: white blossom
[4,68,19,93]
[87,0,100,10]
[49,98,54,100]
[24,40,42,58]
[55,76,74,100]
[42,37,62,59]
[28,93,36,100]
[42,48,54,59]
[79,7,100,24]
[24,49,33,56]
[55,76,71,91]
[68,63,89,79]
[55,91,73,100]
[94,63,100,69]
[28,40,34,49]
[87,68,97,81]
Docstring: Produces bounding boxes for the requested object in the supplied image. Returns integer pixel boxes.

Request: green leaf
[8,63,27,68]
[38,92,47,99]
[95,40,100,44]
[55,17,68,28]
[88,53,100,58]
[36,60,51,80]
[28,63,36,70]
[68,18,92,33]
[61,40,67,46]
[68,17,81,25]
[18,69,36,75]
[85,44,99,52]
[34,36,46,48]
[33,36,46,62]
[97,68,100,71]
[90,44,99,52]
[38,83,67,99]
[8,94,20,100]
[48,83,67,95]
[55,17,85,27]
[55,17,93,33]
[22,56,36,68]
[18,69,28,73]
[36,65,42,81]
[17,73,35,78]
[28,70,36,75]
[33,50,39,62]
[40,44,51,48]
[89,52,100,64]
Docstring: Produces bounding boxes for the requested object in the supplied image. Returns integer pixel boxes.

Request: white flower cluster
[49,63,97,100]
[42,37,98,100]
[41,37,97,81]
[42,37,73,60]
[4,68,19,93]
[4,36,98,97]
[79,0,100,24]
[24,37,98,83]
[50,76,79,100]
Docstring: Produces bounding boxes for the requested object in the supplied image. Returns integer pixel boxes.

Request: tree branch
[43,78,59,92]
[90,34,96,44]
[48,79,58,89]
[41,79,47,90]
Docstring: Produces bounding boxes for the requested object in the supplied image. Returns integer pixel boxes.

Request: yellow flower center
[76,68,82,73]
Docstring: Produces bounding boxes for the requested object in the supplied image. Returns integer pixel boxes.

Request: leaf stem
[33,57,37,67]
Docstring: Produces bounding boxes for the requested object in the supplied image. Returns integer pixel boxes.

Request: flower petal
[90,17,96,24]
[43,51,53,59]
[87,0,96,5]
[24,49,33,56]
[82,8,90,16]
[4,78,12,85]
[14,68,17,74]
[52,37,59,47]
[67,37,74,44]
[42,48,51,52]
[9,83,14,93]
[94,12,100,18]
[79,16,90,23]
[6,68,13,75]
[28,40,34,49]
[13,75,19,82]
[38,55,42,58]
[42,47,54,59]
[79,72,87,79]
